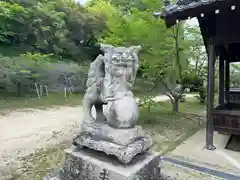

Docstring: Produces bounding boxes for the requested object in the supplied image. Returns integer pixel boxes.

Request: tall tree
[87,0,188,112]
[184,25,209,103]
[151,22,189,112]
[185,25,206,77]
[0,0,105,62]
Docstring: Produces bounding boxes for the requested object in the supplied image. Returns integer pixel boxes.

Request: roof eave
[156,0,234,28]
[153,10,178,28]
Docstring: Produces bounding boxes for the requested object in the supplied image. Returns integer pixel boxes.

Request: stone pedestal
[73,123,152,164]
[44,146,161,180]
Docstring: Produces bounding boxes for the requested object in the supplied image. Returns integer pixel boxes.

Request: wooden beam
[219,56,225,105]
[206,43,216,150]
[225,60,230,103]
[212,34,240,46]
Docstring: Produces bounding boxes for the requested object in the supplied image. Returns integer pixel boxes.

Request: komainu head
[100,44,141,67]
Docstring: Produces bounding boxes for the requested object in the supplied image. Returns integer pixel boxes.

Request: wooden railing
[213,103,240,135]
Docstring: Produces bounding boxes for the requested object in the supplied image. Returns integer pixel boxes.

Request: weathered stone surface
[82,54,106,125]
[44,147,162,180]
[106,96,140,129]
[81,45,142,128]
[100,45,141,129]
[73,122,152,164]
[73,135,151,165]
[80,123,149,146]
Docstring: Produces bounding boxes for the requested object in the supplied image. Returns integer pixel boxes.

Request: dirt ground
[0,106,83,167]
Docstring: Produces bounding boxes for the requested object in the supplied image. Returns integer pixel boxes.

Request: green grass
[0,78,157,114]
[139,100,205,154]
[0,93,83,115]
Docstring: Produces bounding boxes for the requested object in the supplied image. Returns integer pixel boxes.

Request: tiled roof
[161,0,227,17]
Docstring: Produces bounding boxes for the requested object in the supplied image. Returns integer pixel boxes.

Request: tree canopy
[86,0,203,111]
[0,0,105,62]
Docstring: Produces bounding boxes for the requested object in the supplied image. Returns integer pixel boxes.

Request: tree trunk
[16,82,21,97]
[172,99,179,113]
[147,104,151,113]
[168,94,179,113]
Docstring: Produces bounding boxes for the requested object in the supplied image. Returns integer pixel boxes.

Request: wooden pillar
[219,56,225,105]
[206,43,216,150]
[225,60,230,103]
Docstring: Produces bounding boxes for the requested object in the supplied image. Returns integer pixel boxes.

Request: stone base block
[44,146,161,180]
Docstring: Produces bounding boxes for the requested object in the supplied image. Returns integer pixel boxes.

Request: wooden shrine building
[154,0,240,150]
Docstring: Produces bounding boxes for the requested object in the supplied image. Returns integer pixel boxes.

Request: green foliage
[0,0,105,63]
[195,89,207,104]
[0,0,106,97]
[87,0,168,49]
[185,25,206,75]
[231,63,240,88]
[1,0,207,103]
[143,22,188,112]
[138,95,158,113]
[23,52,54,62]
[1,53,49,96]
[87,0,176,82]
[87,0,206,112]
[0,1,27,43]
[184,25,209,103]
[0,52,87,97]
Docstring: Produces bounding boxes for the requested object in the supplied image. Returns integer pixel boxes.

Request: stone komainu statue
[82,44,141,127]
[75,44,152,165]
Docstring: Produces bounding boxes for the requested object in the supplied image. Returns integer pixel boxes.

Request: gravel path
[0,106,83,167]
